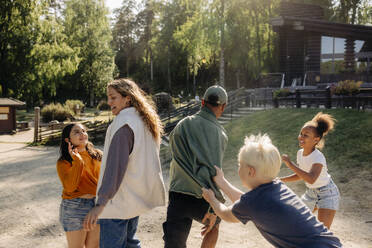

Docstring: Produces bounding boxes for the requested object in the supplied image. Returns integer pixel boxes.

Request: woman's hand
[83,205,104,231]
[68,141,82,162]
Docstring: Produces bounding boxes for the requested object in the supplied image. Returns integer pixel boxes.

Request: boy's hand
[202,188,216,203]
[213,165,225,186]
[282,154,291,165]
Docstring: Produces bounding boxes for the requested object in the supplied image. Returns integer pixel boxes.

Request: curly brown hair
[107,78,163,144]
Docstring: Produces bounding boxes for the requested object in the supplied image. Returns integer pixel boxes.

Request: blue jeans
[99,217,141,248]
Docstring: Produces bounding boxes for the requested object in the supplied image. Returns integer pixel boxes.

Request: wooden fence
[36,120,110,145]
[35,87,372,144]
[273,88,372,109]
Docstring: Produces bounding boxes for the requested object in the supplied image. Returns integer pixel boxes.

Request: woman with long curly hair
[84,78,166,247]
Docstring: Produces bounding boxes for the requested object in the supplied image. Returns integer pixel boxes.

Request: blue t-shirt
[232,180,342,248]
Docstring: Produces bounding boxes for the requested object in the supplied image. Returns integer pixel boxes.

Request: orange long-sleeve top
[56,150,101,199]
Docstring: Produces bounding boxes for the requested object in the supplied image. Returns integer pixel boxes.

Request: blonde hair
[238,134,281,180]
[303,112,336,149]
[108,78,163,144]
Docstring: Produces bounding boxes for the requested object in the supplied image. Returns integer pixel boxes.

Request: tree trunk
[90,81,94,107]
[236,70,240,89]
[193,71,196,96]
[186,57,189,94]
[126,57,130,77]
[167,51,171,91]
[255,12,261,73]
[219,0,225,87]
[150,56,153,82]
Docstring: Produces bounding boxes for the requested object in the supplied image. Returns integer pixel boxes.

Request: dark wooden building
[0,98,25,133]
[271,2,372,86]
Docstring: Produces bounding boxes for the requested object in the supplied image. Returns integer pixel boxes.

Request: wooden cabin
[271,2,372,87]
[0,98,25,133]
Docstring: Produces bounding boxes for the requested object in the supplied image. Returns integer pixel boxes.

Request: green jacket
[168,106,228,202]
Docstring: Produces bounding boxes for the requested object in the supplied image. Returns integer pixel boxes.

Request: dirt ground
[0,129,371,248]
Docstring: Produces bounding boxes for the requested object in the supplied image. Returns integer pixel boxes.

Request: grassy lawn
[223,108,372,176]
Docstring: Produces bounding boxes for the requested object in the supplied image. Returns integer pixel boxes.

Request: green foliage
[273,88,291,99]
[97,100,111,111]
[63,0,115,106]
[41,103,74,122]
[332,80,363,96]
[223,109,372,174]
[65,99,85,114]
[2,0,372,106]
[321,60,345,74]
[0,0,39,99]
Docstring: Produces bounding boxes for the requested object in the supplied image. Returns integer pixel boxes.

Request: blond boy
[202,134,342,248]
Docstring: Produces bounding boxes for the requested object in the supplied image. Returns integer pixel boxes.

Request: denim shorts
[59,198,96,232]
[301,179,340,211]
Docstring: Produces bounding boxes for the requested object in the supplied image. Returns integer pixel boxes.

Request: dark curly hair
[58,123,102,163]
[303,112,336,149]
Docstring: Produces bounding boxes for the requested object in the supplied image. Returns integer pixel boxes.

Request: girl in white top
[281,112,340,230]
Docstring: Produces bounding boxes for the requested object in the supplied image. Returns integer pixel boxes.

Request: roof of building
[0,98,25,106]
[271,16,372,41]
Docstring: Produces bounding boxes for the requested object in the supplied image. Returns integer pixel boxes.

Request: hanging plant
[333,80,363,96]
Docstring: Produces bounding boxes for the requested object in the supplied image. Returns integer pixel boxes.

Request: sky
[105,0,123,14]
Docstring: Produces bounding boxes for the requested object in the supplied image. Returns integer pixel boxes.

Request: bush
[333,80,363,96]
[273,88,291,99]
[97,100,111,111]
[65,99,85,114]
[153,92,175,113]
[41,103,74,123]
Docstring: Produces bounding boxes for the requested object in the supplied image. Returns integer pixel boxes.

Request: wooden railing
[37,120,110,144]
[273,88,372,109]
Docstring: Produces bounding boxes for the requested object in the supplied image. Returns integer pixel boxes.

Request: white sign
[0,114,8,120]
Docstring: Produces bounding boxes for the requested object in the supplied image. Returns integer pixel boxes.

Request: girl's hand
[282,154,291,165]
[83,205,104,231]
[213,165,225,185]
[202,188,216,203]
[68,141,82,161]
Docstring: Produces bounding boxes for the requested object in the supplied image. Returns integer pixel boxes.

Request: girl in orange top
[57,123,102,248]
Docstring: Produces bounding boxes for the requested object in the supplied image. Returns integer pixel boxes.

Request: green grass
[223,108,372,174]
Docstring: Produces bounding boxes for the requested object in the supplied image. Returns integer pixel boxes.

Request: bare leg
[318,208,336,230]
[201,224,219,248]
[66,230,87,248]
[85,224,100,248]
[313,206,318,213]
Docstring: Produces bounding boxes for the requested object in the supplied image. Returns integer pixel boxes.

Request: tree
[29,1,80,105]
[0,0,38,98]
[64,0,115,106]
[112,0,139,79]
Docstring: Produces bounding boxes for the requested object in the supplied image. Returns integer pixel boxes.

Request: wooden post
[326,87,332,109]
[296,90,301,108]
[34,107,40,143]
[272,91,279,108]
